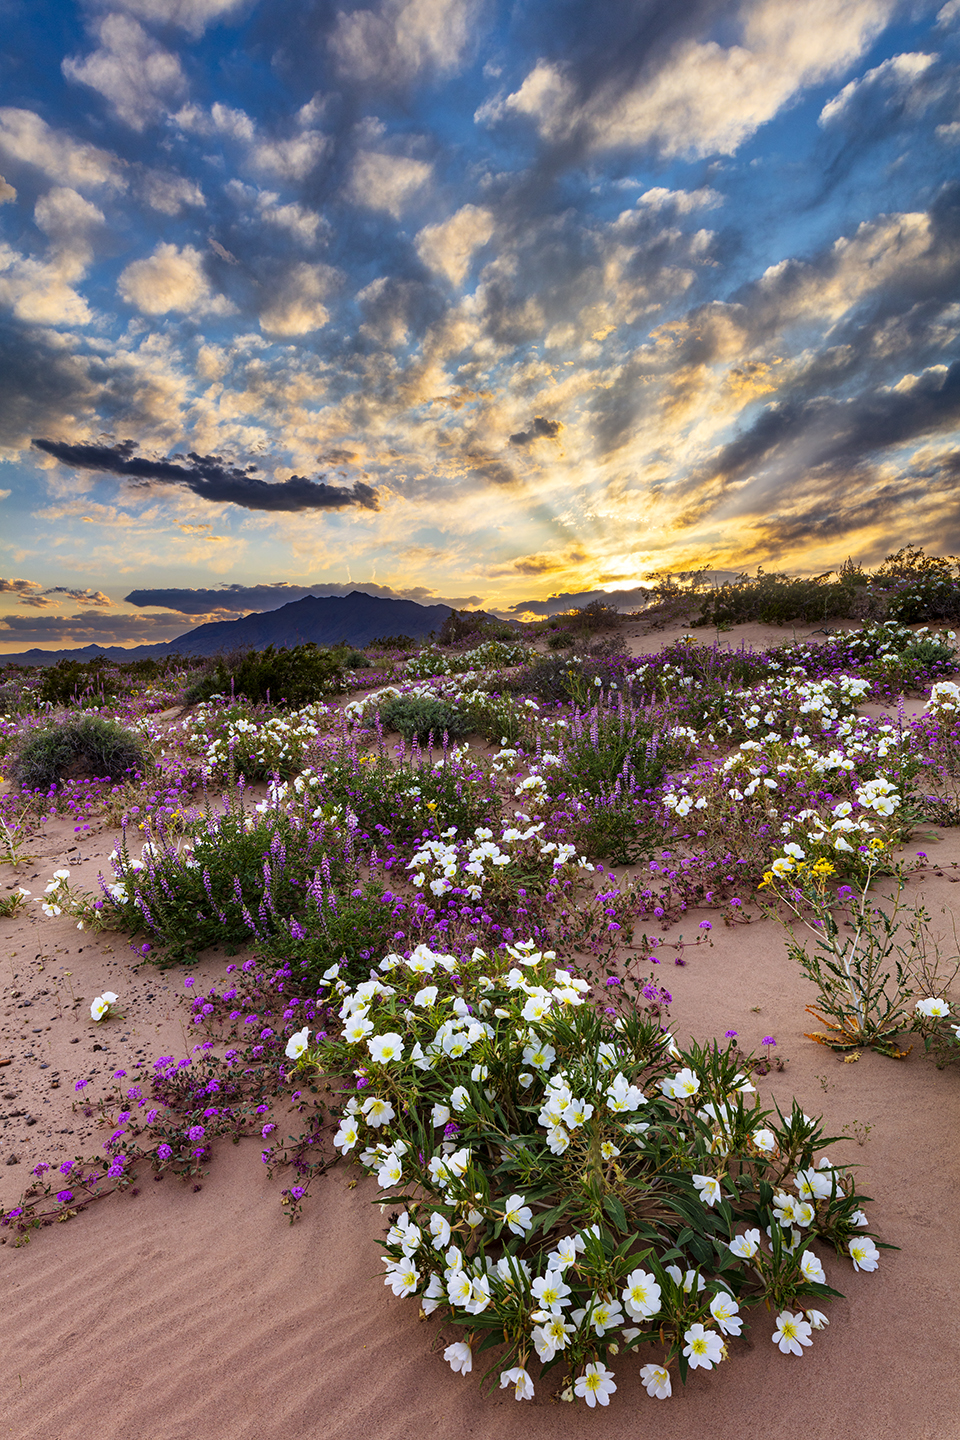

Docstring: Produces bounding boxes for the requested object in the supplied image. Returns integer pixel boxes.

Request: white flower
[531,1269,571,1312]
[429,1211,451,1249]
[333,1117,359,1153]
[681,1324,723,1370]
[574,1362,616,1408]
[772,1310,813,1355]
[639,1364,671,1400]
[915,997,950,1018]
[621,1267,661,1320]
[805,1309,830,1330]
[660,1067,700,1100]
[503,1194,533,1236]
[728,1229,761,1258]
[90,991,118,1022]
[799,1248,826,1284]
[532,1315,574,1360]
[431,1102,451,1128]
[848,1236,880,1272]
[384,1258,419,1297]
[752,1128,776,1153]
[367,1032,404,1064]
[284,1026,310,1060]
[692,1174,723,1207]
[361,1096,396,1128]
[449,1085,470,1112]
[499,1366,534,1401]
[443,1341,472,1375]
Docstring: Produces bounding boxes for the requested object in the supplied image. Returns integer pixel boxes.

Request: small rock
[5,1155,19,1165]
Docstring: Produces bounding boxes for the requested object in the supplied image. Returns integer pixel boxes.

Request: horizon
[2,0,960,654]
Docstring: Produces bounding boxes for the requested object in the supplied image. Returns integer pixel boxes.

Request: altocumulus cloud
[31,439,380,513]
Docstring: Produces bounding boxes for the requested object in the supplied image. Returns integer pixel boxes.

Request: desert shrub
[692,569,865,629]
[305,944,881,1407]
[368,633,416,650]
[379,695,470,743]
[181,644,345,707]
[312,748,501,843]
[12,714,149,791]
[37,658,122,708]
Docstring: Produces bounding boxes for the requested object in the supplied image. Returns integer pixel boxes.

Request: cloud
[42,586,112,606]
[31,438,382,512]
[250,131,328,182]
[126,580,482,611]
[347,152,432,219]
[259,262,339,335]
[0,243,94,326]
[0,577,42,596]
[96,0,248,39]
[138,169,205,214]
[0,175,15,204]
[485,0,893,159]
[0,108,125,190]
[117,243,235,316]
[331,0,477,84]
[509,416,563,446]
[819,51,937,126]
[62,14,186,132]
[0,610,191,646]
[415,204,495,286]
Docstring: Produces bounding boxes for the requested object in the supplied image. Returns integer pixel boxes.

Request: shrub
[181,644,345,707]
[37,658,121,708]
[12,715,149,791]
[304,943,881,1407]
[379,695,470,743]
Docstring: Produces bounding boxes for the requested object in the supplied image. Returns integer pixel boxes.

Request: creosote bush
[182,643,345,707]
[12,714,149,791]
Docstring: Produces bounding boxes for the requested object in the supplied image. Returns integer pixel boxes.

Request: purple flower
[725,1029,738,1039]
[605,976,621,987]
[157,1143,173,1161]
[187,1125,205,1142]
[107,1158,125,1179]
[290,1185,306,1200]
[762,1036,777,1047]
[33,1162,50,1176]
[56,1190,74,1203]
[184,977,195,988]
[74,1079,89,1092]
[113,1069,127,1079]
[699,921,712,931]
[261,1124,276,1137]
[146,1108,159,1124]
[255,1103,269,1114]
[59,1161,74,1176]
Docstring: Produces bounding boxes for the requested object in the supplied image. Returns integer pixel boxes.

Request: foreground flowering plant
[296,940,884,1405]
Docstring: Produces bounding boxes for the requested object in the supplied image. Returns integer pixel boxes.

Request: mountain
[0,591,453,667]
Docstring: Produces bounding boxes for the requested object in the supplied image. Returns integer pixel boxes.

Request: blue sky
[1,0,960,648]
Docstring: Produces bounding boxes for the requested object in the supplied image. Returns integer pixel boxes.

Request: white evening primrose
[805,1309,830,1330]
[799,1249,826,1284]
[574,1362,616,1408]
[681,1325,723,1370]
[90,991,119,1022]
[915,997,950,1018]
[531,1269,572,1312]
[367,1032,404,1064]
[361,1096,396,1127]
[499,1367,534,1401]
[752,1128,777,1153]
[709,1291,742,1336]
[692,1174,723,1207]
[639,1364,671,1400]
[772,1310,813,1355]
[443,1341,472,1375]
[384,1258,419,1297]
[343,1016,374,1043]
[621,1268,661,1320]
[660,1068,700,1099]
[728,1229,761,1258]
[502,1194,533,1235]
[333,1117,359,1153]
[284,1026,310,1060]
[848,1236,880,1272]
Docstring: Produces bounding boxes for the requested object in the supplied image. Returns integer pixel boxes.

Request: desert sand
[1,617,957,1440]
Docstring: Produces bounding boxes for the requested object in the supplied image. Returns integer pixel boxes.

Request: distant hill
[0,591,453,667]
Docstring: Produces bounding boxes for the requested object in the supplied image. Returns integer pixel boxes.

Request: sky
[1,0,960,650]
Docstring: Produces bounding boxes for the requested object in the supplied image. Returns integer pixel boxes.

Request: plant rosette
[295,941,883,1405]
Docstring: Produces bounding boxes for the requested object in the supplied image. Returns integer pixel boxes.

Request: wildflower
[660,1067,700,1099]
[848,1236,880,1272]
[443,1342,472,1375]
[692,1174,723,1207]
[806,1309,830,1330]
[531,1269,572,1312]
[533,1315,573,1360]
[502,1193,533,1235]
[728,1229,761,1258]
[574,1362,616,1408]
[709,1291,742,1336]
[915,997,950,1018]
[799,1248,826,1284]
[368,1032,404,1064]
[285,1026,310,1059]
[772,1310,813,1355]
[621,1267,661,1320]
[384,1258,419,1297]
[90,991,119,1022]
[682,1324,723,1370]
[362,1096,396,1127]
[499,1367,534,1401]
[639,1364,671,1400]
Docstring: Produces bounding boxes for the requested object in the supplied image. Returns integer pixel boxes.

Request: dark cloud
[0,611,189,645]
[0,577,41,595]
[31,439,381,512]
[42,586,112,605]
[509,416,563,446]
[125,581,484,614]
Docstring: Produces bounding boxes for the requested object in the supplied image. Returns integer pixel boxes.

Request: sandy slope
[1,618,958,1439]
